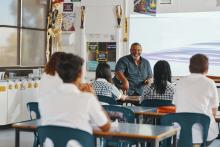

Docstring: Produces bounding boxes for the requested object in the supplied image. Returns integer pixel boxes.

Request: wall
[64,0,220,81]
[158,0,220,13]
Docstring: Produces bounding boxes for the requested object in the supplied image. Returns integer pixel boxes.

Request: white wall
[65,0,220,81]
[158,0,220,13]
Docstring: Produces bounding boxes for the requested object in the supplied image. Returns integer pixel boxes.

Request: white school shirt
[173,73,219,143]
[39,83,108,134]
[39,72,63,98]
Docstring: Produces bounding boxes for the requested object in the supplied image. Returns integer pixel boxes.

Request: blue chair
[27,102,41,147]
[103,105,135,123]
[160,112,210,147]
[102,105,136,147]
[27,102,41,120]
[37,125,95,147]
[140,99,173,107]
[97,95,117,105]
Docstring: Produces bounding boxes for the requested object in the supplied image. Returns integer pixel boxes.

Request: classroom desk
[136,111,220,123]
[118,96,140,106]
[12,120,179,147]
[121,106,156,115]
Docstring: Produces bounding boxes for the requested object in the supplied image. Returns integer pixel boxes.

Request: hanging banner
[134,0,156,15]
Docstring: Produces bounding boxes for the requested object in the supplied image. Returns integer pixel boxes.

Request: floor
[0,126,220,147]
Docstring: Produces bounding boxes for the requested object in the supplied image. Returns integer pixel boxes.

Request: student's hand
[120,94,127,101]
[79,83,94,93]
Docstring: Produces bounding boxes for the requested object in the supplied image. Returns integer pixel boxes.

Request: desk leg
[15,129,20,147]
[173,134,177,147]
[152,140,159,147]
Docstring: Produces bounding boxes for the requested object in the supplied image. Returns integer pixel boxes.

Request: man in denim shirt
[114,43,152,96]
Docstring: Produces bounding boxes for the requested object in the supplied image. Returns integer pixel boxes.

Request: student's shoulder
[80,92,97,100]
[203,76,216,86]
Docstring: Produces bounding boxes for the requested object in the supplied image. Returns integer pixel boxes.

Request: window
[0,0,49,67]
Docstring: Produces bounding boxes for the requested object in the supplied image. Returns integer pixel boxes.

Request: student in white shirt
[39,52,65,98]
[39,53,111,135]
[173,54,219,146]
[92,63,126,100]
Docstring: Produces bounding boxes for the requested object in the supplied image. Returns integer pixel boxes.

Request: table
[12,120,179,147]
[118,96,140,106]
[121,106,156,115]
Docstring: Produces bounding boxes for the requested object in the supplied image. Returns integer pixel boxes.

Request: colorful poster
[134,0,156,15]
[87,42,116,71]
[62,13,75,32]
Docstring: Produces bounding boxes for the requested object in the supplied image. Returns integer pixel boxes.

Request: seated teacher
[113,42,152,96]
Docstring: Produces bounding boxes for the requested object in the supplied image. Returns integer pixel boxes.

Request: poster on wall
[134,0,156,15]
[87,42,116,71]
[61,2,76,32]
[62,13,75,31]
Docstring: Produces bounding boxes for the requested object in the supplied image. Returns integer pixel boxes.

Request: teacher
[114,42,152,96]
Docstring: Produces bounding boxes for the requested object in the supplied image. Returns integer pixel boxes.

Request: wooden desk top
[137,110,220,122]
[12,120,179,140]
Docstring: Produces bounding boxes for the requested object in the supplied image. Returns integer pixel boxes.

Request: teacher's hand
[121,80,129,93]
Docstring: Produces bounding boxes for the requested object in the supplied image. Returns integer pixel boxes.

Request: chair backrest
[37,125,95,147]
[103,105,135,123]
[27,102,41,120]
[160,112,210,147]
[97,95,117,105]
[140,99,173,107]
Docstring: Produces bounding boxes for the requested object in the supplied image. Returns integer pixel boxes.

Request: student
[140,60,174,102]
[173,54,219,145]
[39,53,111,138]
[113,42,152,96]
[39,52,65,98]
[92,63,126,100]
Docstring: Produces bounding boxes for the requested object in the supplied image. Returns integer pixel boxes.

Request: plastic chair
[140,99,173,107]
[37,125,95,147]
[26,102,41,147]
[102,105,136,147]
[103,105,135,123]
[160,112,210,147]
[27,102,41,120]
[97,95,117,105]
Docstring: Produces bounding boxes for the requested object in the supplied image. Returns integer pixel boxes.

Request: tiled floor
[0,126,219,147]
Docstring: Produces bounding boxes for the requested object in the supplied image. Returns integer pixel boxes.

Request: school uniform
[39,83,108,134]
[173,73,219,143]
[92,78,122,100]
[39,72,63,98]
[140,82,174,102]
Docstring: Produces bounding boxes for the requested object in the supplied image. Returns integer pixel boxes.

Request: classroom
[0,0,220,147]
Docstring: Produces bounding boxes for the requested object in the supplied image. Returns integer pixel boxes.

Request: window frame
[0,0,50,68]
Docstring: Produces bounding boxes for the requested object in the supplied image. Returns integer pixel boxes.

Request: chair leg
[33,132,39,147]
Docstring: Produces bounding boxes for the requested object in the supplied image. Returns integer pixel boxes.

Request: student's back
[40,83,107,134]
[173,54,219,144]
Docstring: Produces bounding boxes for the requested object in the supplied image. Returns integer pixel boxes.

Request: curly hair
[44,52,66,76]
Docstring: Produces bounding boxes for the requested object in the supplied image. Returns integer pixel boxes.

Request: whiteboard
[129,12,220,76]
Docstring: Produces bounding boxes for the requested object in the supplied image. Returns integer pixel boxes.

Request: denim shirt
[115,55,152,96]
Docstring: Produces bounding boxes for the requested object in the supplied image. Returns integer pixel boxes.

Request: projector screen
[129,12,220,76]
